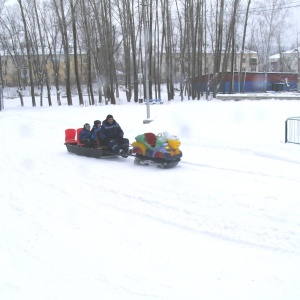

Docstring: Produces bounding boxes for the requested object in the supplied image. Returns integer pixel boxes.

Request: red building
[199,72,298,93]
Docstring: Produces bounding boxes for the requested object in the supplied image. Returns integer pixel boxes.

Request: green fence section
[285,116,300,144]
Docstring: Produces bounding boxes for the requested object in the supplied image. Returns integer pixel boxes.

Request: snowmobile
[64,129,182,168]
[131,132,182,168]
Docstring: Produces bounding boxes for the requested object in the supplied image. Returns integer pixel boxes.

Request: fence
[285,116,300,144]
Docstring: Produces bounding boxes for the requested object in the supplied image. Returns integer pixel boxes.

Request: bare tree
[79,0,95,104]
[161,0,175,101]
[228,0,241,94]
[70,0,83,105]
[89,0,118,104]
[238,0,251,93]
[88,0,105,104]
[17,0,36,106]
[1,0,299,104]
[250,0,289,91]
[43,2,62,106]
[53,0,73,105]
[28,0,53,106]
[196,0,205,100]
[0,9,26,105]
[175,0,185,100]
[115,0,133,102]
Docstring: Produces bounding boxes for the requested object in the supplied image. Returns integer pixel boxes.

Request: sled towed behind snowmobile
[64,128,120,159]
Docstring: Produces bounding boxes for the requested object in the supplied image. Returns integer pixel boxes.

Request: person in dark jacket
[98,114,129,156]
[79,123,94,147]
[91,120,101,140]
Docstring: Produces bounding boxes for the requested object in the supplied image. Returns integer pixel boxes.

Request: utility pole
[142,0,152,124]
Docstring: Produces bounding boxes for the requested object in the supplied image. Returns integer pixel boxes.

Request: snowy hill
[1,95,300,299]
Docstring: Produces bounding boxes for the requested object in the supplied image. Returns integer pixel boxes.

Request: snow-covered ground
[1,93,300,300]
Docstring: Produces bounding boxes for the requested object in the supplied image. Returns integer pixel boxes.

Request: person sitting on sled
[98,114,129,156]
[79,123,95,147]
[91,120,101,140]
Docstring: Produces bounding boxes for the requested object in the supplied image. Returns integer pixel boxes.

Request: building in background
[160,49,259,83]
[197,72,298,93]
[269,48,300,73]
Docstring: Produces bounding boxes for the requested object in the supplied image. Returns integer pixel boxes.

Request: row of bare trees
[0,0,293,106]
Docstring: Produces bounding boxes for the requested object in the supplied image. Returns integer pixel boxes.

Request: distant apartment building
[0,49,259,87]
[0,52,89,88]
[160,49,258,82]
[269,48,300,73]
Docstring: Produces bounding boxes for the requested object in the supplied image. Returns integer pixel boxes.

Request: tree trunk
[18,0,36,106]
[239,0,251,93]
[70,0,83,105]
[53,0,72,105]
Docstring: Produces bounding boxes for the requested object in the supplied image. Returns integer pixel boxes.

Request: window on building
[250,58,257,65]
[82,57,88,64]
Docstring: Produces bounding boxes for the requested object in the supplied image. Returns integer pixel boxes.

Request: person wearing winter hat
[91,120,102,141]
[98,115,129,157]
[79,123,94,147]
[94,120,102,127]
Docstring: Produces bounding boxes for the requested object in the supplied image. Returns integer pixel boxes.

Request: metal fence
[285,116,300,144]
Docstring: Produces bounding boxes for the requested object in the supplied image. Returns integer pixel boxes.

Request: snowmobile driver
[98,115,129,157]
